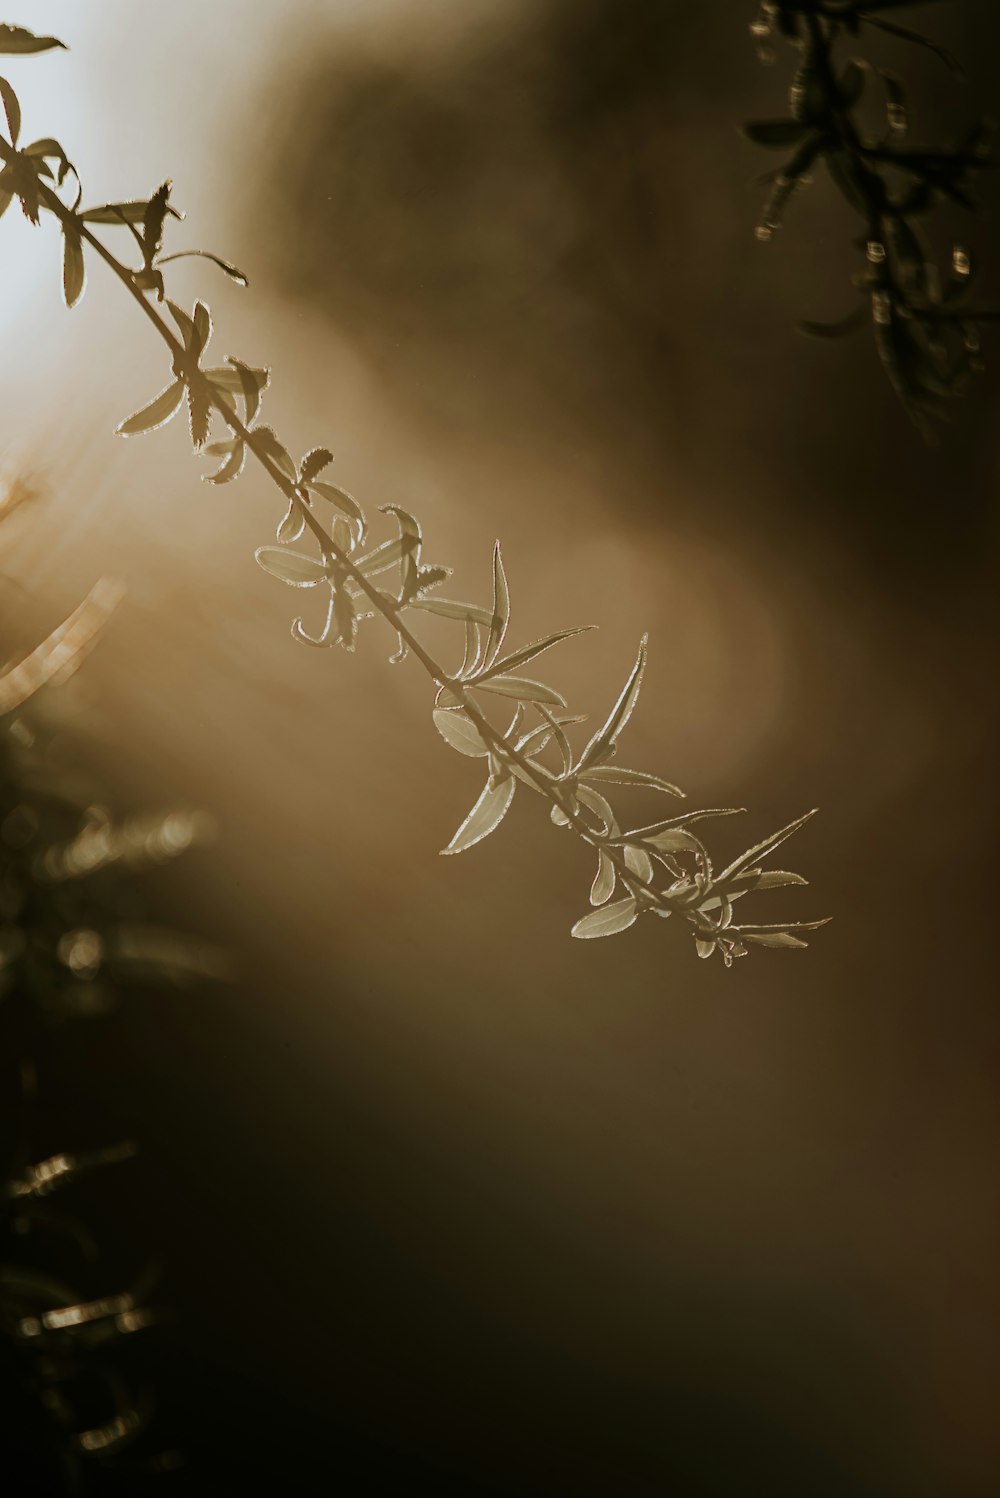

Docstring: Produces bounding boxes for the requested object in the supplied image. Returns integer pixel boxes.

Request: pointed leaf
[485,542,509,666]
[579,765,683,797]
[192,301,212,357]
[476,675,567,707]
[717,810,818,884]
[408,596,493,626]
[224,357,267,424]
[255,547,329,587]
[81,198,183,226]
[578,636,647,771]
[571,896,637,940]
[478,626,593,683]
[0,77,21,146]
[0,25,67,55]
[62,223,85,309]
[115,379,184,437]
[204,442,246,485]
[441,775,516,855]
[157,249,248,286]
[250,426,296,481]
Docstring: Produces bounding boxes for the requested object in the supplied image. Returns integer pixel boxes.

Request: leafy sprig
[746,0,997,437]
[0,23,829,964]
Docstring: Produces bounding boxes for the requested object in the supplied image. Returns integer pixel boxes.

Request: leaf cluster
[0,22,829,966]
[745,0,997,437]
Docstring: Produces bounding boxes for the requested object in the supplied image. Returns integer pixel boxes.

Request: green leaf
[477,626,593,683]
[432,709,489,759]
[571,896,637,940]
[475,675,567,707]
[115,379,184,437]
[157,249,248,286]
[577,635,647,771]
[0,76,20,145]
[62,222,85,309]
[717,810,818,884]
[0,25,66,55]
[485,541,509,666]
[441,774,516,855]
[254,546,329,587]
[590,849,616,906]
[579,765,683,797]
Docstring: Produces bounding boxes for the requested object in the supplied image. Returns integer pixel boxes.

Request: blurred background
[0,1,998,1492]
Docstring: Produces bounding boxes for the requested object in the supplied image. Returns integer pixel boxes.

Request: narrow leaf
[62,223,85,309]
[475,675,567,707]
[204,442,246,485]
[115,379,184,437]
[441,775,516,855]
[577,635,647,771]
[0,26,67,55]
[82,198,183,226]
[717,810,818,884]
[485,541,509,666]
[478,626,593,682]
[250,426,297,481]
[408,597,493,626]
[254,547,329,588]
[579,765,683,797]
[571,897,637,940]
[157,249,248,286]
[0,77,21,145]
[741,931,808,950]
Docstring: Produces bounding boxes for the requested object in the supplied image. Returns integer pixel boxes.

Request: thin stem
[37,182,665,912]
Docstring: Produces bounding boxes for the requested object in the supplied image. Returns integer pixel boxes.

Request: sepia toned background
[1,2,998,1492]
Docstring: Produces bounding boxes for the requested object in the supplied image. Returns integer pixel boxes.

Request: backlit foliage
[0,22,829,964]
